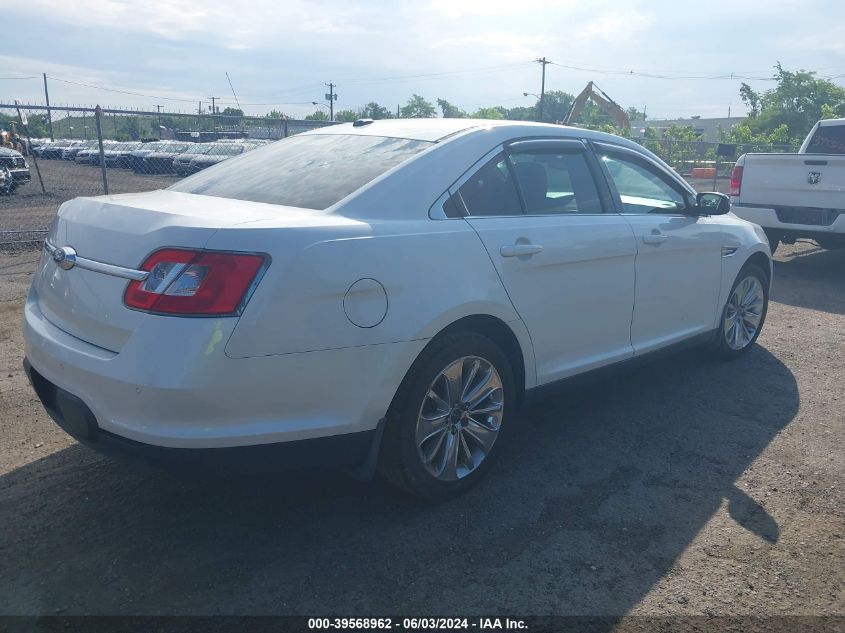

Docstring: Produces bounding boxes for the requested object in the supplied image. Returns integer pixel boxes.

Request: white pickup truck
[731,118,845,252]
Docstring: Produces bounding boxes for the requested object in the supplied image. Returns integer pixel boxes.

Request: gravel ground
[0,241,842,622]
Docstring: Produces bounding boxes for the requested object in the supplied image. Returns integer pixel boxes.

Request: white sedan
[23,119,771,499]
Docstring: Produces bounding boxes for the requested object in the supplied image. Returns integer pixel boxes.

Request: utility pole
[397,104,400,118]
[324,83,337,121]
[208,96,219,115]
[156,104,162,139]
[198,101,202,115]
[536,57,551,122]
[42,73,54,141]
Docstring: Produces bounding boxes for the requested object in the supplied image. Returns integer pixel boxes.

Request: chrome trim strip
[45,239,149,281]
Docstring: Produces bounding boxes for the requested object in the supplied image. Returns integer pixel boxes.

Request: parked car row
[32,138,270,176]
[0,146,31,194]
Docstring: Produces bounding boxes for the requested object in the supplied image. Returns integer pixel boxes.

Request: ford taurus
[23,119,772,499]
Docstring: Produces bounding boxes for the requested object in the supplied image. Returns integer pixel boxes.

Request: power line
[338,62,533,85]
[47,76,201,102]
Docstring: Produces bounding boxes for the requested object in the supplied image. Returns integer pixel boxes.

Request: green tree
[360,102,392,119]
[335,110,359,122]
[538,90,575,123]
[505,106,535,121]
[471,106,506,120]
[740,64,845,142]
[400,94,436,118]
[265,109,288,118]
[221,107,243,117]
[304,110,329,121]
[662,124,703,141]
[437,99,467,118]
[626,106,647,121]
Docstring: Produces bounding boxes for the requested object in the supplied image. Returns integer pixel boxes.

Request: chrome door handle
[500,243,544,257]
[642,234,668,245]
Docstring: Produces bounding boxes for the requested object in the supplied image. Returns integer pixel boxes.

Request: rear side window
[804,125,845,154]
[509,150,602,214]
[170,134,432,210]
[458,153,522,216]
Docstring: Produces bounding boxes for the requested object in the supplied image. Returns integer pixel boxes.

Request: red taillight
[730,165,743,197]
[124,248,267,316]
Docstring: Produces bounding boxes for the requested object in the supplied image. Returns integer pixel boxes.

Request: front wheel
[713,263,769,359]
[378,331,516,500]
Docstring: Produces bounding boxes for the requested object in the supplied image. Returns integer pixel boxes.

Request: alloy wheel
[724,276,765,350]
[415,356,504,482]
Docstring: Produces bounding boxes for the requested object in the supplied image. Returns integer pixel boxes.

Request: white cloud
[429,0,578,19]
[1,0,844,120]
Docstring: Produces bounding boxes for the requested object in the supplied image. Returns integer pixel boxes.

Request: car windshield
[207,144,244,156]
[161,144,190,153]
[170,133,432,210]
[182,144,213,155]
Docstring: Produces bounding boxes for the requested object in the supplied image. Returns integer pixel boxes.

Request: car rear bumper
[732,202,845,234]
[23,358,377,471]
[23,290,423,452]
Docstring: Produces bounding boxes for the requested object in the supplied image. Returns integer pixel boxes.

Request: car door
[453,139,638,384]
[593,142,724,355]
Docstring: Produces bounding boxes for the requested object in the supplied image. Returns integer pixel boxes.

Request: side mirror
[696,192,730,215]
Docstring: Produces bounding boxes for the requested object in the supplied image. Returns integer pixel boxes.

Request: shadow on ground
[0,343,798,619]
[771,244,845,315]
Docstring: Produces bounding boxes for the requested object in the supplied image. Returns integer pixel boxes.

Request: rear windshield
[805,124,845,154]
[170,133,432,210]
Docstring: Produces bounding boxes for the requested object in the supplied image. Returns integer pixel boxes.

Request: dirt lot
[0,242,842,621]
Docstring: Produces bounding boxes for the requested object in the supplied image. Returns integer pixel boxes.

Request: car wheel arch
[391,314,528,413]
[744,250,772,285]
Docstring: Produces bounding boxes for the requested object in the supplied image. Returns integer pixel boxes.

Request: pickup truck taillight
[730,165,743,197]
[124,248,267,316]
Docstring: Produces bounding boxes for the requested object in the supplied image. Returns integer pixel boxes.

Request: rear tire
[378,331,516,501]
[713,263,769,360]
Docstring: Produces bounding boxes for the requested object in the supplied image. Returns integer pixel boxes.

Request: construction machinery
[565,82,630,129]
[0,122,28,154]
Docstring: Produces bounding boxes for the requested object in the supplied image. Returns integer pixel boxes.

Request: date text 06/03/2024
[306,618,528,630]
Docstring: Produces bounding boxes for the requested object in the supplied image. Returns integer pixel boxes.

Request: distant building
[630,117,747,143]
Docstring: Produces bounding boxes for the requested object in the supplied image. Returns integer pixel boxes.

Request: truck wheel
[763,230,780,255]
[378,331,515,501]
[713,263,769,360]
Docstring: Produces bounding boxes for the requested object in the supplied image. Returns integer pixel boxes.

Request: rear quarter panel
[211,217,527,365]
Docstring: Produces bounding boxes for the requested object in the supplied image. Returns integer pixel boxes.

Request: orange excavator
[564,82,630,129]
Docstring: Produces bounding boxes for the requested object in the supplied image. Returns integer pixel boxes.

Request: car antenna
[225,72,242,113]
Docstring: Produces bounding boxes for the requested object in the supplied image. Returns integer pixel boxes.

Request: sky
[2,0,845,120]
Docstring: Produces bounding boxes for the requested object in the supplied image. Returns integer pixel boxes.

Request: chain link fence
[0,104,336,248]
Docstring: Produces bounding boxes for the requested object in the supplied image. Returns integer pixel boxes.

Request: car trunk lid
[34,190,308,352]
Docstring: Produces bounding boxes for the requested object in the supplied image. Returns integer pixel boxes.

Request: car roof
[816,118,845,127]
[303,118,644,146]
[304,118,511,142]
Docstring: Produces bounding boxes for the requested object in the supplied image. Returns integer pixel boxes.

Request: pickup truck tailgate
[740,154,845,208]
